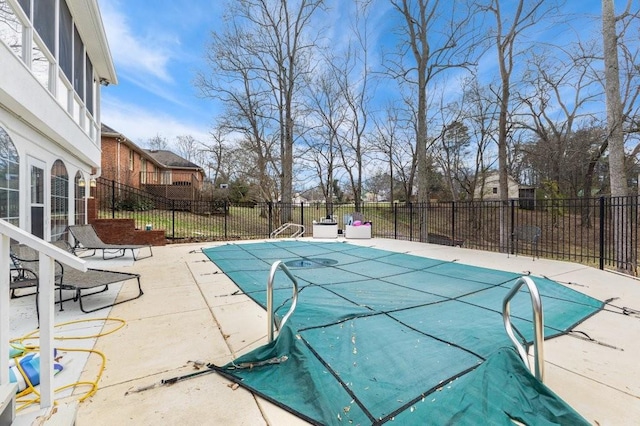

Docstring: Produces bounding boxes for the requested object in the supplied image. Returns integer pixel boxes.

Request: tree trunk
[602,0,631,271]
[416,65,429,242]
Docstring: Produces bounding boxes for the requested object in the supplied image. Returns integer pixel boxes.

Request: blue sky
[96,1,610,150]
[97,0,225,146]
[96,0,381,148]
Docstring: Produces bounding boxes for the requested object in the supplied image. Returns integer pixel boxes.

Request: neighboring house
[363,192,383,202]
[143,149,205,200]
[292,193,308,204]
[143,149,205,188]
[101,124,154,188]
[474,172,520,200]
[0,0,116,241]
[101,124,205,200]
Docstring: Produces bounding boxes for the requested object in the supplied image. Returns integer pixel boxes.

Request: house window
[492,187,498,194]
[34,0,55,54]
[51,159,69,241]
[129,150,134,171]
[16,0,30,16]
[73,25,84,99]
[85,54,94,115]
[0,127,20,226]
[59,0,73,81]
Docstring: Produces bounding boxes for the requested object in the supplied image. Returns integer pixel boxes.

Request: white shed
[474,172,520,200]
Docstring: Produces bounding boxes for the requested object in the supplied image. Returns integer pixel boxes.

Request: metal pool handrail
[270,223,305,238]
[267,260,299,342]
[502,276,545,382]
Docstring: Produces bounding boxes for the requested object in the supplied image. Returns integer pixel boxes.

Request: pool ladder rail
[503,276,545,382]
[266,260,299,342]
[270,223,305,239]
[265,265,544,382]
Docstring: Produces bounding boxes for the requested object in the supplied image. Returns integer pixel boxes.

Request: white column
[37,253,55,408]
[0,235,10,385]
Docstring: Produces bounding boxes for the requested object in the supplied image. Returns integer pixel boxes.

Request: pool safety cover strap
[204,241,599,425]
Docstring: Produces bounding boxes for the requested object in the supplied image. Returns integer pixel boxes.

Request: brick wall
[101,137,158,189]
[87,197,97,222]
[90,218,166,246]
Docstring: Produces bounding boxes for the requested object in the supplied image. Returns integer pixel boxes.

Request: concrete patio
[9,238,640,425]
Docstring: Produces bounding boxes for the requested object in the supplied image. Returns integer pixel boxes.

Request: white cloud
[99,1,173,83]
[101,97,212,148]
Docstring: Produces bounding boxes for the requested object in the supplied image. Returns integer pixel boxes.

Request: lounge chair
[67,224,153,261]
[10,241,144,314]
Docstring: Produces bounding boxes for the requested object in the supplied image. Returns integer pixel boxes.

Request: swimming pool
[203,240,601,425]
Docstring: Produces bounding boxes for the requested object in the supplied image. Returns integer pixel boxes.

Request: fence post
[451,201,455,242]
[300,202,304,230]
[394,202,398,239]
[510,199,515,254]
[224,201,228,240]
[599,196,605,270]
[172,199,175,240]
[111,180,116,219]
[409,202,413,242]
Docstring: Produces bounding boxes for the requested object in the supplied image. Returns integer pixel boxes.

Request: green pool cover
[203,241,602,425]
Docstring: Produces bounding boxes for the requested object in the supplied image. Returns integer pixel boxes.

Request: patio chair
[10,241,144,314]
[67,224,153,261]
[9,263,40,323]
[512,225,542,259]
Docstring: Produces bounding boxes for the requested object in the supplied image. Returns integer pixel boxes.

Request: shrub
[114,195,155,211]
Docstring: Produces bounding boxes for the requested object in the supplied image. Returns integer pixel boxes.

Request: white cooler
[313,223,338,238]
[345,225,371,239]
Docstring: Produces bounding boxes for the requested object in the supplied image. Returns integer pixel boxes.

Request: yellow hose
[9,318,125,411]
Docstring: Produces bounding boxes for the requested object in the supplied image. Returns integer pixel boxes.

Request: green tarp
[204,241,601,425]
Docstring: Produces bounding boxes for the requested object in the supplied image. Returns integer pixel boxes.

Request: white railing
[0,219,87,409]
[270,223,305,239]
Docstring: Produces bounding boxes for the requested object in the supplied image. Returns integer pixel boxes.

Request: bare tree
[147,134,169,151]
[602,0,628,199]
[371,104,405,203]
[482,0,558,251]
[333,0,375,213]
[202,128,230,185]
[430,97,472,201]
[240,0,325,219]
[517,43,601,196]
[196,0,325,221]
[456,76,498,201]
[389,0,479,242]
[602,0,638,272]
[302,63,345,216]
[196,10,284,204]
[175,135,200,163]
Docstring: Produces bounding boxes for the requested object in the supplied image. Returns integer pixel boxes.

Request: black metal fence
[93,178,639,273]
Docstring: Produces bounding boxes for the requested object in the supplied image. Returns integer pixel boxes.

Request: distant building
[100,124,205,200]
[474,172,520,200]
[143,149,205,189]
[364,192,383,202]
[292,193,308,204]
[101,124,155,188]
[0,0,116,241]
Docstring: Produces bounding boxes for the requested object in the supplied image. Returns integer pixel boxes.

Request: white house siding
[473,173,520,200]
[0,0,115,240]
